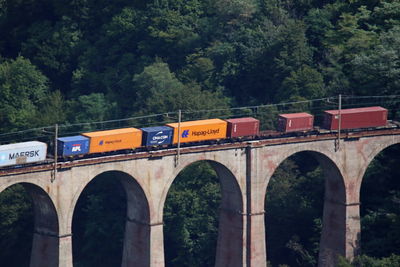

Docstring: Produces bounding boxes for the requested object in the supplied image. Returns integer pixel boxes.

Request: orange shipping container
[82,128,142,153]
[166,119,227,144]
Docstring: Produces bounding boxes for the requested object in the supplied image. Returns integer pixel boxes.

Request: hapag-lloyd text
[191,128,220,137]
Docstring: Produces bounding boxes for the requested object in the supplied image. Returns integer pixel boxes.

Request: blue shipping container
[141,126,173,146]
[57,136,90,156]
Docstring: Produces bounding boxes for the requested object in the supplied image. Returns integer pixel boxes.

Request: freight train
[0,106,392,168]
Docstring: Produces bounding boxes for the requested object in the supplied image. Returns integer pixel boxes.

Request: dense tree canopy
[0,56,49,131]
[0,0,399,266]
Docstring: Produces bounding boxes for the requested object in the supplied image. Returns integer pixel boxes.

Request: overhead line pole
[176,109,181,166]
[337,94,342,151]
[52,124,58,182]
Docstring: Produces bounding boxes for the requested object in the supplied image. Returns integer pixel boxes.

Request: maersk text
[9,150,39,160]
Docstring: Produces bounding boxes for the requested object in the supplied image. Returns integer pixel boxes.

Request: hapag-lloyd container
[277,112,314,132]
[226,117,260,137]
[0,141,47,167]
[82,128,142,153]
[166,119,227,144]
[141,126,173,146]
[323,106,388,130]
[57,135,90,157]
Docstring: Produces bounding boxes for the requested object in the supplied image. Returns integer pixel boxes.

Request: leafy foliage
[132,61,230,116]
[1,0,400,266]
[72,173,126,267]
[337,254,400,267]
[164,162,221,267]
[266,153,324,267]
[0,56,49,131]
[0,185,33,267]
[360,145,400,258]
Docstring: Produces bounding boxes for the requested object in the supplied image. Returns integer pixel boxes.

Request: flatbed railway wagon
[1,105,397,170]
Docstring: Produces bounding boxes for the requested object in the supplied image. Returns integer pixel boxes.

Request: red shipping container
[277,113,314,133]
[226,117,260,138]
[323,106,388,130]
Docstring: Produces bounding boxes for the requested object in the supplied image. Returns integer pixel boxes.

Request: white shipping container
[0,141,47,167]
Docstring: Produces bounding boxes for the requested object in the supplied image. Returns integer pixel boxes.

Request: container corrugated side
[141,126,173,146]
[226,117,260,137]
[57,135,90,156]
[323,106,388,130]
[277,113,314,132]
[82,128,142,153]
[0,141,47,167]
[166,119,227,144]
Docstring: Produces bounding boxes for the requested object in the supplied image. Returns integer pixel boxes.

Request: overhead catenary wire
[57,112,178,129]
[1,95,400,143]
[341,102,400,108]
[0,126,57,137]
[180,97,332,115]
[339,94,400,99]
[0,113,176,137]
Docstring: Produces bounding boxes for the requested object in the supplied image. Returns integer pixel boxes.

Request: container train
[0,106,392,168]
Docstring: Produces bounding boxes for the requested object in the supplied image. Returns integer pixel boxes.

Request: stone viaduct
[0,129,399,267]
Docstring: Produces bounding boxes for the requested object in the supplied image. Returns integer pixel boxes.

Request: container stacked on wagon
[0,106,392,168]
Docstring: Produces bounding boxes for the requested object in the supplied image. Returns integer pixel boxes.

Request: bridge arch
[162,157,245,267]
[69,169,151,266]
[0,181,59,267]
[164,158,243,216]
[262,148,346,267]
[68,168,149,223]
[360,138,400,187]
[262,147,343,190]
[359,141,400,258]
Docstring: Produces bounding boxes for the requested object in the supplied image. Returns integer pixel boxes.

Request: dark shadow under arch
[25,183,60,267]
[209,161,244,267]
[265,150,346,267]
[0,182,59,267]
[164,160,244,267]
[72,170,150,267]
[360,143,400,258]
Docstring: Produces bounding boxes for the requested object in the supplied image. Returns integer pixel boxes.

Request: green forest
[0,0,400,266]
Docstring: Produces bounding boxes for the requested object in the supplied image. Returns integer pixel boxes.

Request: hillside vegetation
[0,0,399,266]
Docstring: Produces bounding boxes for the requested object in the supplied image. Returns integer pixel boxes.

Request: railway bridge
[1,129,400,267]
